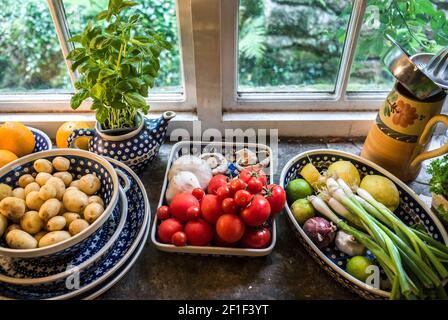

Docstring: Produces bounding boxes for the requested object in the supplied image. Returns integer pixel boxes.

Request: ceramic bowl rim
[95,111,144,142]
[279,148,448,298]
[0,149,120,258]
[28,127,53,150]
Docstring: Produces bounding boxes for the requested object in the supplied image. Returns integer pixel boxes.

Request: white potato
[53,172,73,187]
[33,159,53,174]
[18,174,34,188]
[88,195,104,207]
[46,216,66,231]
[12,187,25,200]
[38,231,71,248]
[6,229,37,249]
[78,174,101,195]
[63,189,88,213]
[34,231,47,243]
[63,212,81,226]
[38,199,61,221]
[0,184,12,201]
[35,172,52,186]
[69,180,81,188]
[26,191,45,210]
[52,157,70,171]
[69,219,89,236]
[0,197,26,222]
[83,203,104,224]
[4,224,21,237]
[0,214,7,237]
[24,182,40,196]
[20,211,44,235]
[38,184,57,201]
[45,177,65,200]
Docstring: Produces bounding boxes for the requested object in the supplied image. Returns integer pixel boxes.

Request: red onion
[303,217,337,249]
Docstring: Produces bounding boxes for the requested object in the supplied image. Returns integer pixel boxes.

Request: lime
[291,198,315,224]
[286,178,314,203]
[346,256,375,282]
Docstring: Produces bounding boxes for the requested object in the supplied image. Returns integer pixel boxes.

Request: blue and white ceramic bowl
[280,149,448,300]
[29,127,52,152]
[0,149,119,259]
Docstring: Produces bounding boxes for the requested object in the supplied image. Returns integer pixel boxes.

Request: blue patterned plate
[29,127,52,152]
[0,159,150,299]
[0,188,127,285]
[280,149,448,300]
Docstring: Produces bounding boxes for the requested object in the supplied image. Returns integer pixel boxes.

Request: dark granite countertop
[99,137,439,300]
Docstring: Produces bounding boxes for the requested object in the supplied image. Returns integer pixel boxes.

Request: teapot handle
[67,128,96,149]
[410,114,448,170]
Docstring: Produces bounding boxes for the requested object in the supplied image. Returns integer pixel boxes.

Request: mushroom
[199,153,228,175]
[234,148,270,171]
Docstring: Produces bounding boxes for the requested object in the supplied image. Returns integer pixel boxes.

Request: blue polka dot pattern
[30,128,52,152]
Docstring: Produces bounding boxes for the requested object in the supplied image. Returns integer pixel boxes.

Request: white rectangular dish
[151,141,276,257]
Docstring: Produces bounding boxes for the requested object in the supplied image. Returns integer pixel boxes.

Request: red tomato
[239,166,267,186]
[169,192,200,221]
[192,188,205,200]
[228,178,247,195]
[201,194,223,224]
[234,189,252,207]
[158,218,184,244]
[216,185,231,201]
[216,214,245,243]
[186,206,201,220]
[241,227,271,249]
[172,231,187,246]
[221,198,238,215]
[263,184,286,215]
[185,219,214,246]
[213,233,234,247]
[156,206,170,220]
[240,195,271,226]
[207,174,228,195]
[247,177,264,194]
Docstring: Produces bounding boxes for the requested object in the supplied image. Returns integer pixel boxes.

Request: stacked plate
[0,158,150,300]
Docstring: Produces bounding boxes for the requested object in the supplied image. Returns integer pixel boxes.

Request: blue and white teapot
[68,111,175,172]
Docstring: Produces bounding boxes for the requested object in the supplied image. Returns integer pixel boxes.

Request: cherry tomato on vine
[234,189,252,207]
[228,178,247,195]
[239,166,267,186]
[216,214,245,243]
[241,226,271,249]
[216,185,231,201]
[263,184,286,215]
[186,206,201,220]
[221,198,239,215]
[156,205,170,220]
[207,174,228,195]
[191,188,205,200]
[172,231,187,246]
[240,195,271,226]
[247,177,264,194]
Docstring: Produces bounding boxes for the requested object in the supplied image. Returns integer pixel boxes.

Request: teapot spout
[162,111,176,121]
[144,111,176,144]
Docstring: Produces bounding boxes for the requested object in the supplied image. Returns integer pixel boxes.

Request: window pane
[348,0,448,92]
[63,0,182,93]
[0,0,71,93]
[237,0,353,93]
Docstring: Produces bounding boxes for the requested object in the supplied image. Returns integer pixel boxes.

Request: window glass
[63,0,182,93]
[348,0,448,92]
[237,0,353,93]
[0,0,71,93]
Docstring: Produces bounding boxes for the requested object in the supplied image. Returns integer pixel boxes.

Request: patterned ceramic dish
[151,141,276,257]
[29,127,52,152]
[280,149,448,299]
[0,158,150,299]
[0,187,128,285]
[0,149,121,259]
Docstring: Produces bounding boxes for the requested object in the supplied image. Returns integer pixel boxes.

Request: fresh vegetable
[20,211,43,235]
[185,219,214,246]
[0,215,7,237]
[84,203,105,223]
[228,178,247,195]
[239,166,267,186]
[38,231,71,248]
[199,153,228,175]
[207,174,228,195]
[200,194,223,224]
[327,160,361,187]
[0,184,12,201]
[166,171,201,203]
[186,206,201,220]
[247,177,264,194]
[234,190,252,207]
[216,185,231,201]
[168,156,212,190]
[68,219,89,236]
[427,155,448,198]
[335,230,365,256]
[63,188,89,213]
[46,216,67,232]
[240,195,270,227]
[360,175,400,211]
[216,214,245,243]
[158,218,184,244]
[263,184,286,215]
[286,178,313,203]
[191,188,205,200]
[290,198,315,225]
[169,192,200,221]
[18,175,34,188]
[33,159,53,174]
[52,157,70,172]
[240,227,271,249]
[157,206,171,220]
[0,197,26,222]
[300,163,325,190]
[6,229,38,249]
[346,256,376,282]
[78,174,101,196]
[221,198,238,215]
[303,216,336,249]
[172,231,187,246]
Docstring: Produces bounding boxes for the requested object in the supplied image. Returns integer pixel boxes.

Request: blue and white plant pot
[67,111,176,172]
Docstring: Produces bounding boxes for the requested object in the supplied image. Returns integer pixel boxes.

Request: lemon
[300,163,324,190]
[360,175,400,211]
[327,160,361,187]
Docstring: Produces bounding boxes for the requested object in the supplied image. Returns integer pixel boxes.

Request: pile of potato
[0,156,105,250]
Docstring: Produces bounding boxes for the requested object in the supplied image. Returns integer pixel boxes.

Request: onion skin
[303,217,337,249]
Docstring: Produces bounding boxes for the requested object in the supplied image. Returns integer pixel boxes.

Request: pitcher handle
[67,128,95,149]
[115,168,131,193]
[410,114,448,170]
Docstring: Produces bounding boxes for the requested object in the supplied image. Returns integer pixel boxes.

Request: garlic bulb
[168,155,212,189]
[166,171,201,203]
[335,230,365,256]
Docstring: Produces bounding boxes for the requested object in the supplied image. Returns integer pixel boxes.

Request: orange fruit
[0,122,35,157]
[0,150,18,168]
[56,121,91,150]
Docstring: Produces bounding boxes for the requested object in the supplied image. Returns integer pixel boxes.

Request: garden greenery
[67,0,171,130]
